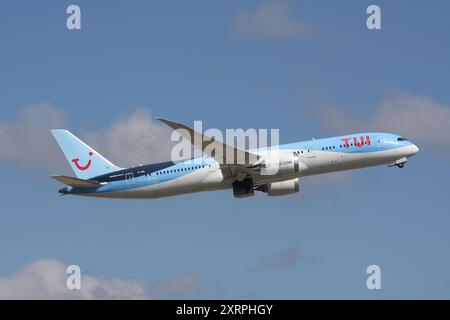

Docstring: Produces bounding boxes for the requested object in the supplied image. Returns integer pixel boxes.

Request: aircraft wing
[157,118,259,165]
[51,175,101,188]
[158,118,261,180]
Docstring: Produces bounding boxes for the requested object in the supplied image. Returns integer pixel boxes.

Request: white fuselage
[73,133,418,199]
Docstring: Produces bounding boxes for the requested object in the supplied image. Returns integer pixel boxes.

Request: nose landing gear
[388,157,407,168]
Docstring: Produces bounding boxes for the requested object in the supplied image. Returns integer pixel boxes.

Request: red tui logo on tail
[72,152,93,171]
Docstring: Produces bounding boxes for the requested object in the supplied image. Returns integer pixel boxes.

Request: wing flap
[51,175,101,188]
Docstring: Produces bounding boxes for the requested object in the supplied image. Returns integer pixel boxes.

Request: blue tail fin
[51,129,122,179]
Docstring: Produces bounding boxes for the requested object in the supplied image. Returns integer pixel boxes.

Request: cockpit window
[397,137,408,141]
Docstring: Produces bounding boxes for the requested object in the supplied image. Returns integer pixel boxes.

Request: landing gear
[232,177,255,198]
[388,157,408,168]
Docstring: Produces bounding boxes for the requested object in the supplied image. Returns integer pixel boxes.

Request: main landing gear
[232,177,255,198]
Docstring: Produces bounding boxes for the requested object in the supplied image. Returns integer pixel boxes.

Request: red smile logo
[72,152,93,171]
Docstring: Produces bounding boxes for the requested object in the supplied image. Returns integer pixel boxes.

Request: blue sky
[0,0,449,299]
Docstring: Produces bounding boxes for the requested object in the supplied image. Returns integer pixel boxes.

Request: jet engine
[264,178,299,196]
[258,152,300,176]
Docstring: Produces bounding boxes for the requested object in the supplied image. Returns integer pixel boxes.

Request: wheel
[397,163,405,168]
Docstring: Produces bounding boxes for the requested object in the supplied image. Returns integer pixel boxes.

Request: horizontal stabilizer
[51,175,101,188]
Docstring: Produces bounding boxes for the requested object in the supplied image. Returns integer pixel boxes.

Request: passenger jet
[51,119,419,199]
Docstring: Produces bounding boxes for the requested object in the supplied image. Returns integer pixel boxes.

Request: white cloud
[0,258,206,300]
[232,0,313,40]
[317,92,450,149]
[0,103,68,171]
[0,259,151,299]
[85,108,174,167]
[0,104,176,171]
[159,273,203,297]
[256,246,300,270]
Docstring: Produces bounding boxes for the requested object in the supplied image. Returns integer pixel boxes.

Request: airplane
[50,118,419,199]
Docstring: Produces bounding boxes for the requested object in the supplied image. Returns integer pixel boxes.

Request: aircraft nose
[410,144,419,156]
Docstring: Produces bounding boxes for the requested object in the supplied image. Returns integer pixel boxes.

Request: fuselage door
[208,162,216,172]
[300,147,315,159]
[306,147,316,158]
[377,137,385,148]
[125,172,135,185]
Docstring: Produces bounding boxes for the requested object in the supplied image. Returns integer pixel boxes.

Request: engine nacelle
[266,178,299,196]
[259,152,300,176]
